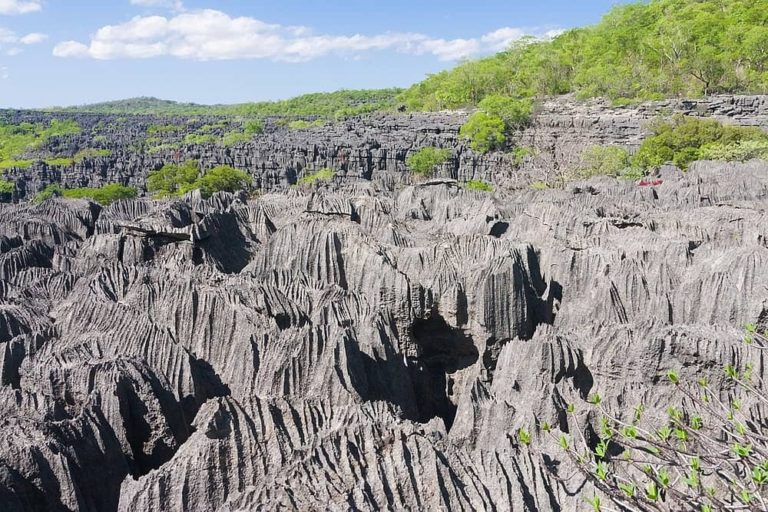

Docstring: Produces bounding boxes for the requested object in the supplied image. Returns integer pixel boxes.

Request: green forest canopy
[399,0,768,110]
[49,89,403,119]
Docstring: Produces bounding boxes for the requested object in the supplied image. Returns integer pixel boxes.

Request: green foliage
[542,326,768,510]
[147,161,249,198]
[33,183,62,203]
[0,159,33,169]
[287,119,325,130]
[511,146,533,166]
[579,145,632,178]
[194,166,251,198]
[45,157,75,166]
[0,179,15,194]
[147,124,182,135]
[183,133,217,145]
[698,140,768,162]
[633,115,768,170]
[530,181,550,190]
[49,89,402,119]
[0,119,81,169]
[297,168,336,186]
[399,0,768,109]
[406,147,451,176]
[460,113,506,153]
[60,183,137,205]
[477,95,533,130]
[147,160,200,197]
[464,179,494,193]
[221,132,250,146]
[243,119,263,135]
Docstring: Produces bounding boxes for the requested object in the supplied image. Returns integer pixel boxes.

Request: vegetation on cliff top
[399,0,768,110]
[49,89,402,119]
[34,183,137,205]
[147,161,251,198]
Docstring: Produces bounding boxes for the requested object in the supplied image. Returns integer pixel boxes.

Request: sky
[0,0,631,108]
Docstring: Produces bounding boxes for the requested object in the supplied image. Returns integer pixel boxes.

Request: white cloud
[19,32,46,44]
[1,66,8,79]
[130,0,184,10]
[0,27,47,51]
[0,0,41,15]
[52,9,556,62]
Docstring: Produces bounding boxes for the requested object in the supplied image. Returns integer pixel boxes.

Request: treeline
[50,89,403,119]
[399,0,768,110]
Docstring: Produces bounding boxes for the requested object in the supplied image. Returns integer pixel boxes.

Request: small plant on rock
[406,147,451,177]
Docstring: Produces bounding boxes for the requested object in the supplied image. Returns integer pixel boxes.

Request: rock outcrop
[2,95,767,199]
[0,155,765,510]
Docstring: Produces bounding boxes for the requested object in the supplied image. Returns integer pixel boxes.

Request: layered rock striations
[0,155,766,510]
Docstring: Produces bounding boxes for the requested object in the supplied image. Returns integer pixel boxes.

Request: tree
[406,147,452,177]
[459,113,506,153]
[147,161,200,197]
[194,166,251,198]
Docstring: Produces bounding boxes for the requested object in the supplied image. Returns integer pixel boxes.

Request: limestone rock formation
[0,152,766,510]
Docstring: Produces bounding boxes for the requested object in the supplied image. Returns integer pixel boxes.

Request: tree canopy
[399,0,768,110]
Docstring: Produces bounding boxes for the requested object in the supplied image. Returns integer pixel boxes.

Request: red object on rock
[638,179,664,187]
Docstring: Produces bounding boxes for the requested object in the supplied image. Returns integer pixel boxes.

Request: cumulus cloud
[19,32,45,44]
[0,27,46,52]
[52,9,557,62]
[0,0,41,15]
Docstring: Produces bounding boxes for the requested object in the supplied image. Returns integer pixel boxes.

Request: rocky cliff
[0,153,766,509]
[2,95,767,199]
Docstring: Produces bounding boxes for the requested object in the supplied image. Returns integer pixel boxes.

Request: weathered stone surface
[0,152,764,510]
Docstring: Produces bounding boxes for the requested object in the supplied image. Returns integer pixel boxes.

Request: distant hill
[48,89,404,118]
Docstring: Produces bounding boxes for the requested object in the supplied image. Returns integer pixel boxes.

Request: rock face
[2,95,767,199]
[0,155,766,510]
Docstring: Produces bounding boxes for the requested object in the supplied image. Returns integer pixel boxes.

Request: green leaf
[645,481,659,501]
[517,428,531,446]
[618,482,635,498]
[667,369,679,384]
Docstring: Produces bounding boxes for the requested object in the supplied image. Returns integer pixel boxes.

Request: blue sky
[0,0,630,107]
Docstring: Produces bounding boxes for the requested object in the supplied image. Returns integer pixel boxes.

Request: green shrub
[580,146,632,178]
[699,139,768,161]
[540,325,768,511]
[147,124,181,135]
[530,181,550,190]
[0,179,15,194]
[183,133,217,145]
[297,168,336,186]
[147,161,200,197]
[287,119,324,130]
[477,95,533,130]
[33,183,62,203]
[61,183,137,205]
[45,157,75,166]
[147,161,250,198]
[0,159,34,169]
[460,113,506,153]
[222,131,252,146]
[406,147,451,177]
[633,115,768,170]
[511,146,533,166]
[194,166,251,198]
[465,179,494,192]
[244,119,263,135]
